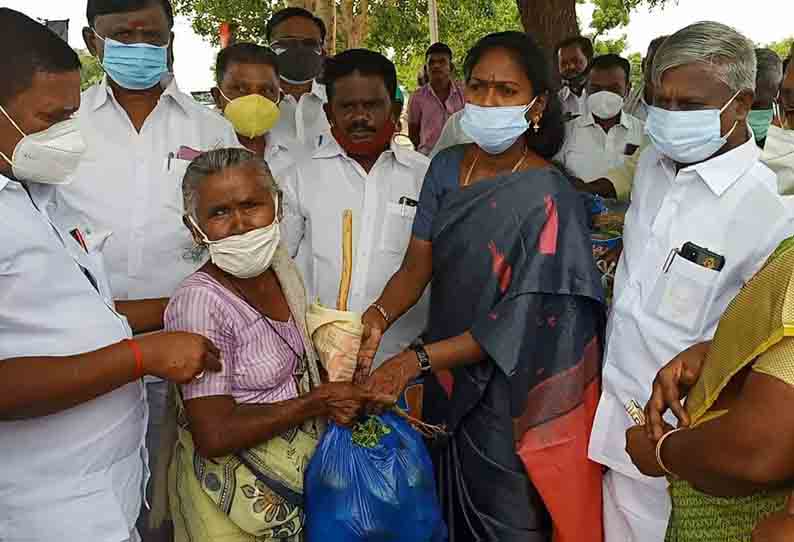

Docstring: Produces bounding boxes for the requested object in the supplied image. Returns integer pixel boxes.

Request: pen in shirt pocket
[398,196,418,217]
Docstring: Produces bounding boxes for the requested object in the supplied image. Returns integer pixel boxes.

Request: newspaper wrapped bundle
[306,303,364,382]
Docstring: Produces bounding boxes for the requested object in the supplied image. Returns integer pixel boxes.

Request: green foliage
[594,35,627,55]
[767,37,794,59]
[172,0,285,45]
[171,0,674,90]
[367,0,521,91]
[78,50,104,90]
[589,0,630,40]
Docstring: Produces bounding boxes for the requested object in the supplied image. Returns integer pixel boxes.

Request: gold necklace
[462,146,529,187]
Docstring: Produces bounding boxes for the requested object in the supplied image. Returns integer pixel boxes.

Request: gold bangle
[655,427,686,478]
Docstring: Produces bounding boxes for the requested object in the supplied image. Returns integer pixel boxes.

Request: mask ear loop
[218,89,233,104]
[719,89,744,140]
[0,104,27,168]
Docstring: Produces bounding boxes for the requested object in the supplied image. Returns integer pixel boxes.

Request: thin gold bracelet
[370,303,390,324]
[655,427,686,478]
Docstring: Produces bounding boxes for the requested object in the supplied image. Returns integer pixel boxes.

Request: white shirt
[264,131,296,182]
[50,77,240,300]
[588,138,794,484]
[429,109,472,159]
[556,111,645,181]
[272,80,329,158]
[0,175,146,541]
[282,138,431,366]
[762,125,794,195]
[559,86,586,118]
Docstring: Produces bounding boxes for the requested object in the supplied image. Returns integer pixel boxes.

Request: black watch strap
[412,344,432,374]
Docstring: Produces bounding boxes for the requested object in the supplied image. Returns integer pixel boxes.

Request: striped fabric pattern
[165,272,301,405]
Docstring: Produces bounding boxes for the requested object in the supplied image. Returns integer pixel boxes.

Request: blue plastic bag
[305,412,448,542]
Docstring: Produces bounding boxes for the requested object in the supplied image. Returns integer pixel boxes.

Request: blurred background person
[556,35,594,120]
[407,42,465,156]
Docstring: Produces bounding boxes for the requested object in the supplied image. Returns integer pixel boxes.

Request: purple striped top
[165,272,302,404]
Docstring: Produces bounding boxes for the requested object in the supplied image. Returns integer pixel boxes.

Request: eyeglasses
[270,38,322,55]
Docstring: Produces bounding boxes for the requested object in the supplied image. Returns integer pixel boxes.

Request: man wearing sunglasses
[266,7,330,157]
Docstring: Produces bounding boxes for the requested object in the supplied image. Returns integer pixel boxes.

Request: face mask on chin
[332,120,396,158]
[0,105,85,185]
[562,72,588,93]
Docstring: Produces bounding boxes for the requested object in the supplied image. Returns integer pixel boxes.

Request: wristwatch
[411,344,432,374]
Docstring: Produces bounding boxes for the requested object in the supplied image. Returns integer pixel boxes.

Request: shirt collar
[0,172,10,192]
[88,75,191,115]
[313,134,412,167]
[672,135,761,197]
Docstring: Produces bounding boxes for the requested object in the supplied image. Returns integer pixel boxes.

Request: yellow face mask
[220,91,281,139]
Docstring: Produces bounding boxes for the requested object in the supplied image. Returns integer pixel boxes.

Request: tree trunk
[516,0,579,58]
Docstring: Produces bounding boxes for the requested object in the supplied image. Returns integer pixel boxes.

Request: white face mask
[763,125,794,195]
[189,197,281,279]
[587,91,625,120]
[0,105,85,185]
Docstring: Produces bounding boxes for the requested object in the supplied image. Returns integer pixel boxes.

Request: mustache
[349,122,376,134]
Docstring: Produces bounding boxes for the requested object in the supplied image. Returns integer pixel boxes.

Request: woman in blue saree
[357,32,606,542]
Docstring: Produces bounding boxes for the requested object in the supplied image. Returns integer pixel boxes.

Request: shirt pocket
[165,158,192,215]
[647,255,720,336]
[380,201,416,255]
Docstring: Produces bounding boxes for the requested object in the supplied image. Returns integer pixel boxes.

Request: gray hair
[755,48,784,91]
[652,21,757,95]
[181,147,280,220]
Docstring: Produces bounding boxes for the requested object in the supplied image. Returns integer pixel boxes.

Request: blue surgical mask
[94,31,168,90]
[748,109,774,143]
[645,90,741,164]
[460,97,538,155]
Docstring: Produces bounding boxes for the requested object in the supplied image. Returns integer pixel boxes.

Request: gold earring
[533,116,542,133]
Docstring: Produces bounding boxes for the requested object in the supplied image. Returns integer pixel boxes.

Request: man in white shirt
[48,0,238,537]
[267,7,330,156]
[766,60,794,195]
[588,21,794,542]
[282,49,430,368]
[211,42,295,178]
[556,36,593,120]
[0,9,219,541]
[557,54,644,199]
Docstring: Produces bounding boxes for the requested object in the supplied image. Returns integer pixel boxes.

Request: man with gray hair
[750,48,784,147]
[588,21,794,542]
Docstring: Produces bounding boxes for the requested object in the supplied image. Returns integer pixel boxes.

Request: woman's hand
[752,494,794,542]
[319,382,395,427]
[355,307,388,384]
[626,425,666,478]
[645,341,710,441]
[365,351,421,405]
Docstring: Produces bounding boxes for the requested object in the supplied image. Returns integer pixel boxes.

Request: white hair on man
[652,21,757,95]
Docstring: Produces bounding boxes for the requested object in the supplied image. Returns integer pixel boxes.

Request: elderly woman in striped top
[162,148,390,542]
